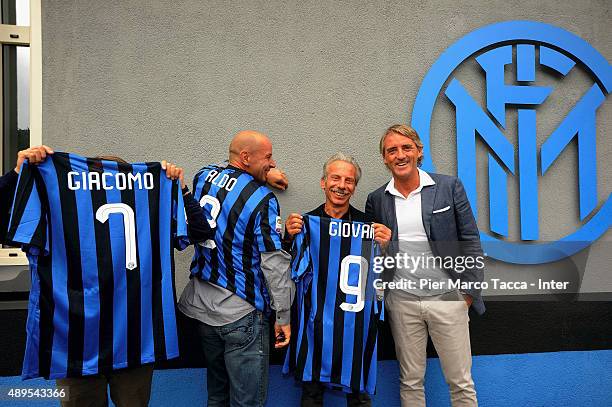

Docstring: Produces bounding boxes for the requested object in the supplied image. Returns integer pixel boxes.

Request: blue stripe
[22,254,41,377]
[321,220,341,378]
[365,340,377,394]
[282,227,309,375]
[159,175,178,357]
[232,187,267,307]
[192,168,273,312]
[132,163,155,363]
[252,223,266,311]
[11,179,42,245]
[266,197,282,249]
[191,169,224,280]
[40,158,69,378]
[302,216,319,381]
[68,154,100,374]
[7,162,25,230]
[229,189,256,289]
[215,174,250,289]
[101,160,128,368]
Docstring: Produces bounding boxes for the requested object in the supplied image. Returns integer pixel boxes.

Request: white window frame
[0,0,41,265]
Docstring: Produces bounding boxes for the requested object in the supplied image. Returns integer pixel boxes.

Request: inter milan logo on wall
[412,21,611,264]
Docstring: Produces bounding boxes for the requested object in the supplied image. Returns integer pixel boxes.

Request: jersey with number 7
[7,152,189,380]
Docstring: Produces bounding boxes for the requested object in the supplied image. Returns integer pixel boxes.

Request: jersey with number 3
[283,215,383,394]
[189,163,283,313]
[6,152,188,380]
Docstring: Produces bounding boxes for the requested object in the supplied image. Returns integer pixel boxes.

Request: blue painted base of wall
[1,350,610,406]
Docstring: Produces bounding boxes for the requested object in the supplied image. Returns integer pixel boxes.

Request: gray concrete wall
[41,0,611,295]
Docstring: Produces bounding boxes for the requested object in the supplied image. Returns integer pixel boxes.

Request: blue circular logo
[411,21,611,264]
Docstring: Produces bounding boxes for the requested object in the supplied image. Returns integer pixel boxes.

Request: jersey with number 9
[283,215,383,395]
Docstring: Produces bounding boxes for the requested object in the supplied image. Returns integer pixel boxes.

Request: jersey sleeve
[255,193,283,252]
[172,180,190,250]
[290,218,311,281]
[370,238,384,321]
[6,161,48,256]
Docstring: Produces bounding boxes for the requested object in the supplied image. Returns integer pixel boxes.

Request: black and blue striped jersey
[7,152,188,379]
[283,215,383,394]
[189,163,283,312]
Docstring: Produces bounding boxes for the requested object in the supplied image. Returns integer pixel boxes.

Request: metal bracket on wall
[0,25,29,45]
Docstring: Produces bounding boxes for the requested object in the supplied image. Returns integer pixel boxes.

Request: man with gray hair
[284,153,391,406]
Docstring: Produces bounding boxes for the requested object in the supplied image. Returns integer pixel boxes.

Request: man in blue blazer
[366,124,484,407]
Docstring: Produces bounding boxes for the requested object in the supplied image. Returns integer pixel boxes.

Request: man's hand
[462,294,473,308]
[161,160,186,189]
[15,145,54,173]
[373,223,392,248]
[285,213,303,237]
[266,168,288,191]
[274,322,291,348]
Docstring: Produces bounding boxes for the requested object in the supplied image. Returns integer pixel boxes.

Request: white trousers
[386,290,478,407]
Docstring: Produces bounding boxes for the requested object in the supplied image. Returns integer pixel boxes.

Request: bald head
[229,130,270,161]
[229,130,276,183]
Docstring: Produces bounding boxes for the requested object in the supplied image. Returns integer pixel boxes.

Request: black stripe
[196,173,214,199]
[259,194,279,252]
[189,257,198,272]
[221,181,260,293]
[117,162,141,368]
[287,295,298,372]
[241,202,264,307]
[294,217,312,378]
[35,172,53,378]
[330,224,353,383]
[206,170,240,286]
[311,217,331,382]
[361,299,379,390]
[169,181,180,312]
[194,171,216,280]
[86,158,114,372]
[291,227,309,276]
[241,194,281,309]
[195,248,207,279]
[349,233,372,391]
[147,163,166,360]
[295,280,312,380]
[361,238,378,388]
[6,163,36,241]
[53,154,85,377]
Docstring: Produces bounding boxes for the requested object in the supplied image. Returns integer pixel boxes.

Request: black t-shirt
[306,203,372,222]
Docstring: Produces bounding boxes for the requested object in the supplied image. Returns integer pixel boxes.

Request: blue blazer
[365,172,486,315]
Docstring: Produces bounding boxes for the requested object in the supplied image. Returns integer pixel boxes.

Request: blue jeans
[196,310,270,407]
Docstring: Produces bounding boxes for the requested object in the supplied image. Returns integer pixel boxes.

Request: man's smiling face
[382,131,423,181]
[321,160,357,208]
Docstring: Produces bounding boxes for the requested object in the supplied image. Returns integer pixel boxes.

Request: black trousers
[301,381,371,407]
[56,364,154,407]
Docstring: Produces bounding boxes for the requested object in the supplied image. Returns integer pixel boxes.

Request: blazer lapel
[421,183,436,239]
[383,190,398,241]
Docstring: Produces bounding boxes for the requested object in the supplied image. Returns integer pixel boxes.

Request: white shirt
[385,169,452,296]
[385,168,435,243]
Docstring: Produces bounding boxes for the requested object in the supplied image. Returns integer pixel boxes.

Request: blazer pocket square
[432,206,451,214]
